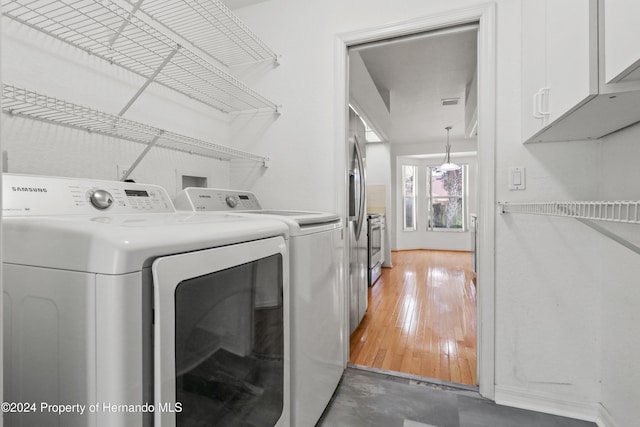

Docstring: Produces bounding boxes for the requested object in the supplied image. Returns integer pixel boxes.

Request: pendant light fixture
[440,126,461,171]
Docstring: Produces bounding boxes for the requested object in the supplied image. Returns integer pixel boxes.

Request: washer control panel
[174,187,262,212]
[2,174,175,216]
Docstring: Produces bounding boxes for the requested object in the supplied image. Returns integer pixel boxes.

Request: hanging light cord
[440,126,461,171]
[443,126,453,164]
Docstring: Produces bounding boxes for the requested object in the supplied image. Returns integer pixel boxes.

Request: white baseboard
[596,403,620,427]
[494,385,599,422]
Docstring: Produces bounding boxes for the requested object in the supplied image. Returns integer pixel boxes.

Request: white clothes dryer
[174,188,345,427]
[2,174,291,427]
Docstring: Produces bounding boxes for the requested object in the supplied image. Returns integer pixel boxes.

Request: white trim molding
[336,2,497,400]
[596,404,622,427]
[495,385,600,423]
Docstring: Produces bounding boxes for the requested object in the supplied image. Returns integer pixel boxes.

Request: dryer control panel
[174,187,263,212]
[2,174,175,216]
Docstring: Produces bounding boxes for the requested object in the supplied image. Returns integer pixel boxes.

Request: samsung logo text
[11,186,48,193]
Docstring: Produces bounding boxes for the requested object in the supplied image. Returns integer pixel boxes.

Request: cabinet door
[522,0,597,143]
[603,0,640,83]
[545,0,597,124]
[521,0,548,141]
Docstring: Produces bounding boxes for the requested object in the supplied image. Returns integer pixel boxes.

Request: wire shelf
[131,0,278,66]
[2,0,279,113]
[2,84,270,163]
[499,201,640,224]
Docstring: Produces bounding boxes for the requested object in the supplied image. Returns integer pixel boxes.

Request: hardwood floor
[349,250,477,386]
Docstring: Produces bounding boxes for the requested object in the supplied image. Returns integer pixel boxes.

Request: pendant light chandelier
[440,126,461,171]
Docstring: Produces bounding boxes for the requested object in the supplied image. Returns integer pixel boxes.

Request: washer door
[152,236,289,427]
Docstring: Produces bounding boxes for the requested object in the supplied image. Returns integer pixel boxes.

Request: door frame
[336,3,497,399]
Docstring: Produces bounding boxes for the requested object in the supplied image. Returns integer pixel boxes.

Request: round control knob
[225,195,238,208]
[89,189,114,210]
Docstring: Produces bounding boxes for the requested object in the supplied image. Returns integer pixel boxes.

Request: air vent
[441,98,460,106]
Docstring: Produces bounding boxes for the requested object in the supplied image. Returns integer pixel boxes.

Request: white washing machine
[2,174,291,427]
[174,188,345,427]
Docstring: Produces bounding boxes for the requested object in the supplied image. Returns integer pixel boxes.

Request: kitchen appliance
[2,174,290,427]
[173,187,344,427]
[348,108,368,334]
[367,214,385,286]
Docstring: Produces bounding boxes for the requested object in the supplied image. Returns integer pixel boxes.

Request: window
[402,165,417,231]
[427,165,467,231]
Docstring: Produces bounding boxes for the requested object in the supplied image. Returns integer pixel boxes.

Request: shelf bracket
[500,201,640,256]
[556,203,640,256]
[576,218,640,256]
[121,130,164,181]
[118,45,180,117]
[109,0,146,47]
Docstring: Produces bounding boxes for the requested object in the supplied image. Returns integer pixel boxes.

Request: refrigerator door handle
[348,168,357,222]
[353,135,366,240]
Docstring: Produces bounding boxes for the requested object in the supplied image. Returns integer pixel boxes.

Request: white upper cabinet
[522,0,640,143]
[602,0,640,84]
[521,0,547,142]
[521,0,598,143]
[545,1,598,123]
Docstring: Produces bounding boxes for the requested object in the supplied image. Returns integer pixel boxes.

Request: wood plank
[349,249,477,386]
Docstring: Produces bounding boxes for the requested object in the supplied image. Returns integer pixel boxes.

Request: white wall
[596,123,640,427]
[494,116,603,422]
[349,51,391,141]
[234,0,617,423]
[365,142,392,266]
[365,142,392,214]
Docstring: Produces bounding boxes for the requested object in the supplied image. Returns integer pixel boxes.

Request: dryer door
[152,236,289,427]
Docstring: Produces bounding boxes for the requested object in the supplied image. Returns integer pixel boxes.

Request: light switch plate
[509,167,526,190]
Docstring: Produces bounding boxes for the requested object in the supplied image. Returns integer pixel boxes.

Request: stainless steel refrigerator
[348,108,368,334]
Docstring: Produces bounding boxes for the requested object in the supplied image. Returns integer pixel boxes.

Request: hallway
[349,250,477,386]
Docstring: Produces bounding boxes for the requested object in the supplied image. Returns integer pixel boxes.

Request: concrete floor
[317,368,597,427]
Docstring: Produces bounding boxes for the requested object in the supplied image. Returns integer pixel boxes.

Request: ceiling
[352,25,478,145]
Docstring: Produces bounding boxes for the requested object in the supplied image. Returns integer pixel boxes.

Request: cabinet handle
[539,87,550,116]
[533,90,543,119]
[532,88,550,121]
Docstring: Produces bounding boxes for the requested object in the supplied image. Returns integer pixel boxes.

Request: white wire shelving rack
[129,0,279,67]
[1,0,280,114]
[2,84,270,178]
[499,201,640,224]
[499,201,640,255]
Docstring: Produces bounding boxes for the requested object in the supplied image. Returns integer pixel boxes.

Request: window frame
[401,164,418,231]
[426,164,468,232]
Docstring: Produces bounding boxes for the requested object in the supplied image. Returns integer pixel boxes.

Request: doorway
[338,3,496,399]
[348,25,479,387]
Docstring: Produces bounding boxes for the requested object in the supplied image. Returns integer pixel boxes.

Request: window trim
[426,164,468,232]
[402,164,417,231]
